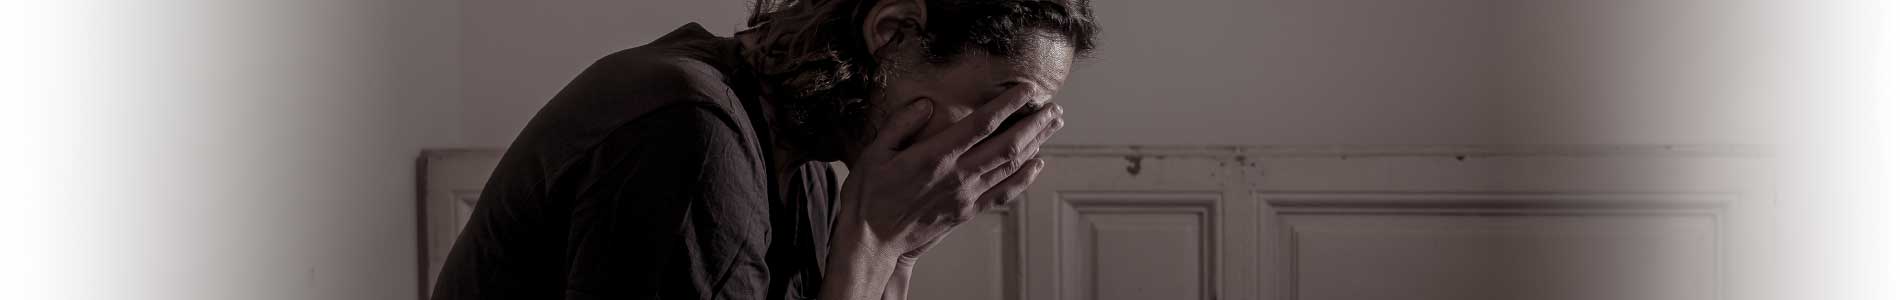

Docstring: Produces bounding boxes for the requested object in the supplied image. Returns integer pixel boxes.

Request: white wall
[456,0,1769,147]
[5,1,458,299]
[1061,0,1768,145]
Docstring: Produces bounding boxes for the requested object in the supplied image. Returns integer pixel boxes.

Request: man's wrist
[820,219,904,300]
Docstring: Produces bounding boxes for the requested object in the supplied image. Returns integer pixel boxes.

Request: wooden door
[904,145,1768,300]
[420,145,1768,300]
[416,150,501,299]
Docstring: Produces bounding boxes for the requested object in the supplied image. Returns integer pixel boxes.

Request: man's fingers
[914,84,1040,156]
[957,103,1062,175]
[973,158,1044,213]
[864,99,935,161]
[974,145,1039,187]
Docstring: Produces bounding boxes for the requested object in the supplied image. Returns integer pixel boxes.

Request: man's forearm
[820,223,903,300]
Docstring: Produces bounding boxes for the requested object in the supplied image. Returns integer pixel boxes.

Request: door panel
[417,150,501,299]
[908,210,1021,300]
[420,145,1763,300]
[1058,193,1219,300]
[1272,204,1719,300]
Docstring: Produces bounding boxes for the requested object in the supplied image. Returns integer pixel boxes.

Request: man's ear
[862,0,927,55]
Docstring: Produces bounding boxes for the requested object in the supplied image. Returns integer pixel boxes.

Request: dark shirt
[431,23,836,300]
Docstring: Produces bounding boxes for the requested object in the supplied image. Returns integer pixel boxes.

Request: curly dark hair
[740,0,1099,162]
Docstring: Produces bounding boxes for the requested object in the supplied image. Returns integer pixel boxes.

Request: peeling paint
[1124,155,1143,176]
[1223,156,1243,167]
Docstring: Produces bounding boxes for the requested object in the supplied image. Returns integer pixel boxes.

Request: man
[430,0,1097,299]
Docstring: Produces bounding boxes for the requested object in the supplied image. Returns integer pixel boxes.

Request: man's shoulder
[582,46,732,102]
[539,49,755,145]
[537,26,751,132]
[506,23,756,173]
[582,48,752,138]
[586,23,737,101]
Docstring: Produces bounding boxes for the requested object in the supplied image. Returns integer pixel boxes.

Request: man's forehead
[1001,32,1076,93]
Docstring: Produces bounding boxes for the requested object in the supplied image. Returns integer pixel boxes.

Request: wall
[1060,0,1768,145]
[4,1,459,299]
[457,0,1770,147]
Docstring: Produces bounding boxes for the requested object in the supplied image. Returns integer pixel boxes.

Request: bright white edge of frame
[2,0,1897,299]
[1766,1,1900,300]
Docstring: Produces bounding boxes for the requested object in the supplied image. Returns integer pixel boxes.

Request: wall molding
[1039,144,1767,158]
[1056,192,1222,300]
[1259,191,1731,215]
[426,144,1768,161]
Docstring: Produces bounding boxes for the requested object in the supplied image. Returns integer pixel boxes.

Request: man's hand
[846,83,1062,254]
[821,84,1065,300]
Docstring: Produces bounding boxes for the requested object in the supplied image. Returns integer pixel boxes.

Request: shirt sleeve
[561,104,772,300]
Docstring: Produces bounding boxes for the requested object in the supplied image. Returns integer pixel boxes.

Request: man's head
[741,0,1098,162]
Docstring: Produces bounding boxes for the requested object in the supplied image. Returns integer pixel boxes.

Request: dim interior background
[2,0,1895,300]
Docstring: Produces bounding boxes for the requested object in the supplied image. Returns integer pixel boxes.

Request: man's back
[430,23,835,300]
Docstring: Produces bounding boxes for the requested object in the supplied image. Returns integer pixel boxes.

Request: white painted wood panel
[417,150,503,299]
[909,209,1021,300]
[420,145,1765,300]
[1263,193,1722,300]
[1058,193,1219,300]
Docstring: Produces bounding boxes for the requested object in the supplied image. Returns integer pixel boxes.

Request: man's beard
[760,82,876,163]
